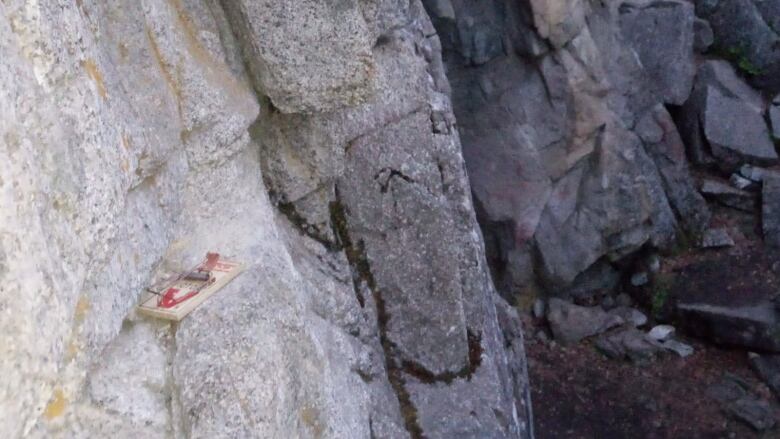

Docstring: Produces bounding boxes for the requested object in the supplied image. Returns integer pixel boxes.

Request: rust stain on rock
[43,389,68,420]
[82,59,107,99]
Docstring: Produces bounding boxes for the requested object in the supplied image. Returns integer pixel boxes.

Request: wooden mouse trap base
[138,254,244,321]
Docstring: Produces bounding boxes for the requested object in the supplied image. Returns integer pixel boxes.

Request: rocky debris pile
[708,374,778,432]
[538,297,694,364]
[424,0,780,324]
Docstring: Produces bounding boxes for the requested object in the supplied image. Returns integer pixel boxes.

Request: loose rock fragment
[647,325,675,342]
[661,339,694,358]
[701,179,755,211]
[730,173,754,190]
[546,298,624,344]
[740,165,780,183]
[608,307,648,328]
[595,328,663,363]
[748,352,780,400]
[700,228,735,248]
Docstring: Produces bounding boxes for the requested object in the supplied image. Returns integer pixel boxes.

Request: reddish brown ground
[526,331,777,439]
[526,206,780,438]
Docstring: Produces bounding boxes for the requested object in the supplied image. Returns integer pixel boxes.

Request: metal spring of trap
[146,253,220,309]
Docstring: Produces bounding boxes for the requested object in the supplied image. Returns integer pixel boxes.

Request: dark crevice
[374,168,416,193]
[330,199,367,308]
[269,189,341,252]
[329,189,426,439]
[400,330,483,385]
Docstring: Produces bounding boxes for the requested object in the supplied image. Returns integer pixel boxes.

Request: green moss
[651,275,674,319]
[722,46,763,76]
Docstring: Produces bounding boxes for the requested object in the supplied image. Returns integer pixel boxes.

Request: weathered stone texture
[1,1,532,438]
[425,0,698,295]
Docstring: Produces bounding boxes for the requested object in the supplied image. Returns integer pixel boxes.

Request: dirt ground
[526,207,780,439]
[526,332,778,439]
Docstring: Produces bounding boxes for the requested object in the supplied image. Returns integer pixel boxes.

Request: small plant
[723,46,763,76]
[651,275,674,319]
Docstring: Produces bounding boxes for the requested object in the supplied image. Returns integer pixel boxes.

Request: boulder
[595,328,663,363]
[700,179,756,212]
[672,252,780,351]
[700,228,735,248]
[763,175,780,248]
[708,374,777,431]
[676,60,769,167]
[695,0,780,93]
[702,86,777,166]
[546,298,625,344]
[618,0,696,105]
[749,352,780,400]
[677,302,780,351]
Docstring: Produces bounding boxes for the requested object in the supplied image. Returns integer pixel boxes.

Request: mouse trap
[138,252,244,321]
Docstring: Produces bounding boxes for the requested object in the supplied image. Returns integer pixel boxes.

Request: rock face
[695,0,780,93]
[423,0,707,297]
[677,60,776,170]
[0,1,532,438]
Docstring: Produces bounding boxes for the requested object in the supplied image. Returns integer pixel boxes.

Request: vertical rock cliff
[422,0,711,300]
[0,1,531,438]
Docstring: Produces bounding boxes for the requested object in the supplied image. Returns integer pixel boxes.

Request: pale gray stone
[647,325,676,342]
[703,86,778,165]
[661,339,694,358]
[547,298,624,344]
[730,173,754,190]
[608,307,648,328]
[595,328,663,363]
[700,228,736,248]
